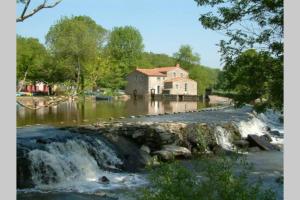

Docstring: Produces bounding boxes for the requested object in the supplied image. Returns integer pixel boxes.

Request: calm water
[17,99,209,127]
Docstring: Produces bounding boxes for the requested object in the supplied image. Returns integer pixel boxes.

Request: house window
[181,73,183,77]
[176,84,179,89]
[157,77,161,81]
[173,72,176,77]
[185,83,188,91]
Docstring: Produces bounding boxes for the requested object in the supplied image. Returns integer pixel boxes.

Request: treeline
[17,15,219,95]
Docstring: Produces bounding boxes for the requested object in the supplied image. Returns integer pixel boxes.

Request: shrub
[139,154,276,200]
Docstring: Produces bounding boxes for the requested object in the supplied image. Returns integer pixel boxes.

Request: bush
[139,154,276,200]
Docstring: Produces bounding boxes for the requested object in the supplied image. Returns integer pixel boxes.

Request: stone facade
[125,64,198,96]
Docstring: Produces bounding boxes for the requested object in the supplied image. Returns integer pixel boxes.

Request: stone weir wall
[65,121,280,168]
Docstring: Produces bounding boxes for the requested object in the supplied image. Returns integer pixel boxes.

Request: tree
[105,26,144,89]
[195,0,283,110]
[17,0,63,22]
[46,16,107,94]
[17,36,51,85]
[217,49,282,110]
[138,52,176,68]
[173,45,200,70]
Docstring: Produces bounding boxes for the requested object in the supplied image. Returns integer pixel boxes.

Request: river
[17,99,209,127]
[17,100,284,200]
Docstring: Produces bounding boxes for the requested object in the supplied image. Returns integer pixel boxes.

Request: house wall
[168,79,198,95]
[165,68,188,80]
[148,76,165,94]
[125,71,149,95]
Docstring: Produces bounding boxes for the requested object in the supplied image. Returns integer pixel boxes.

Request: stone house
[125,64,197,97]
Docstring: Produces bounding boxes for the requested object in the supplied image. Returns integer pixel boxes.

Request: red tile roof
[136,68,166,76]
[136,64,188,76]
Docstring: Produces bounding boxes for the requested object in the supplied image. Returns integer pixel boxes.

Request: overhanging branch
[17,0,62,22]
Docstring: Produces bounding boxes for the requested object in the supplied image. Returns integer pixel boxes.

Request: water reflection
[17,99,207,127]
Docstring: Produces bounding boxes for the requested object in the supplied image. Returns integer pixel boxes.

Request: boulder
[270,130,281,136]
[247,134,278,151]
[233,140,249,148]
[260,134,272,142]
[153,145,191,161]
[140,145,151,154]
[153,150,174,161]
[99,176,110,184]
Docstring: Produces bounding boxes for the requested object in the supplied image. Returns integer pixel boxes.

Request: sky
[16,0,226,68]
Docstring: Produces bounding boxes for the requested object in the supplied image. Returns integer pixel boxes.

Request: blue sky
[16,0,226,68]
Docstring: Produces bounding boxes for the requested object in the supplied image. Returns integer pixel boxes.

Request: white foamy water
[237,109,284,145]
[27,139,147,192]
[214,126,234,151]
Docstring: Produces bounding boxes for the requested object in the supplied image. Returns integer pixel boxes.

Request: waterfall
[214,126,234,151]
[237,109,284,145]
[18,127,146,192]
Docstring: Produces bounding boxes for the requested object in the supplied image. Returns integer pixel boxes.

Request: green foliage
[173,45,201,70]
[195,0,283,60]
[46,15,107,94]
[216,49,283,110]
[139,155,276,200]
[138,52,176,68]
[105,26,144,89]
[195,0,283,110]
[189,65,219,95]
[17,36,51,82]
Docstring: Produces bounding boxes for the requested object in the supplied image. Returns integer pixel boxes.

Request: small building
[125,64,197,98]
[19,81,50,95]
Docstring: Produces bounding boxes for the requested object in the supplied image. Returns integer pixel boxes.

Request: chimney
[175,63,180,68]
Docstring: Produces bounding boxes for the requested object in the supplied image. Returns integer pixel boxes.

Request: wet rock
[276,175,284,184]
[260,134,272,142]
[99,176,110,184]
[140,145,151,154]
[248,146,261,152]
[270,130,281,136]
[247,134,279,151]
[153,150,174,161]
[184,123,217,153]
[153,145,191,161]
[36,138,49,144]
[233,140,249,148]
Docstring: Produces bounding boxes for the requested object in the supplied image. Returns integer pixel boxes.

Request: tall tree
[46,16,107,94]
[195,0,283,110]
[105,26,144,88]
[173,45,200,70]
[17,36,50,85]
[17,0,63,22]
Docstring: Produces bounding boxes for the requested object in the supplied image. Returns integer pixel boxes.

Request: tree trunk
[18,69,28,92]
[76,57,81,95]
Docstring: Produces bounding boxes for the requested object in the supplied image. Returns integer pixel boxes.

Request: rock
[270,130,281,136]
[248,146,261,152]
[233,140,249,148]
[99,176,110,184]
[140,145,151,154]
[130,116,135,118]
[153,145,191,161]
[260,134,272,142]
[132,130,145,139]
[276,175,283,184]
[153,150,174,161]
[247,134,278,151]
